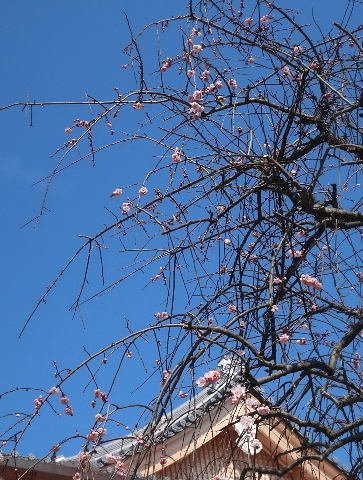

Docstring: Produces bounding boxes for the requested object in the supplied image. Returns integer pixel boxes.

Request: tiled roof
[63,357,242,471]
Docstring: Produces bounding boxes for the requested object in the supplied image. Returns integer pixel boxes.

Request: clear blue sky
[0,0,357,462]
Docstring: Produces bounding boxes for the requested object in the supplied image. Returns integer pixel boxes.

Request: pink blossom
[95,413,106,422]
[271,304,278,313]
[49,386,59,395]
[196,369,221,388]
[246,397,260,410]
[34,395,43,409]
[110,188,122,198]
[190,89,203,101]
[64,127,72,134]
[228,304,237,313]
[162,370,171,381]
[60,395,69,405]
[282,66,290,77]
[179,390,188,398]
[228,78,238,90]
[248,56,255,64]
[138,186,148,195]
[201,70,210,81]
[65,405,74,416]
[239,415,254,429]
[260,15,269,24]
[79,452,91,463]
[230,385,246,404]
[98,427,107,437]
[192,44,203,53]
[73,473,81,480]
[204,370,221,382]
[160,58,172,72]
[352,357,360,369]
[245,17,253,26]
[196,376,207,388]
[249,438,262,450]
[296,338,306,345]
[300,274,322,290]
[288,248,304,258]
[189,101,204,119]
[87,430,99,442]
[293,45,303,54]
[121,202,131,214]
[172,147,182,163]
[187,69,195,77]
[279,333,290,343]
[154,311,168,320]
[190,28,201,37]
[159,456,167,466]
[257,405,270,415]
[133,102,143,110]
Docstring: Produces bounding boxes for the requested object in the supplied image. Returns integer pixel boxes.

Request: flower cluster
[287,248,304,258]
[160,57,172,72]
[228,78,238,89]
[60,394,69,405]
[161,369,172,386]
[121,202,132,215]
[196,369,221,388]
[65,405,74,416]
[94,389,108,403]
[230,387,271,417]
[249,438,263,450]
[279,333,290,343]
[172,147,182,163]
[228,304,237,313]
[239,415,255,429]
[95,413,106,422]
[110,188,122,198]
[138,186,148,195]
[192,44,203,53]
[300,274,323,290]
[154,311,168,320]
[34,395,44,409]
[230,385,246,404]
[189,101,204,120]
[105,454,127,478]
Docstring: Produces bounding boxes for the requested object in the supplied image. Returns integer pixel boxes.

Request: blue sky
[0,0,359,462]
